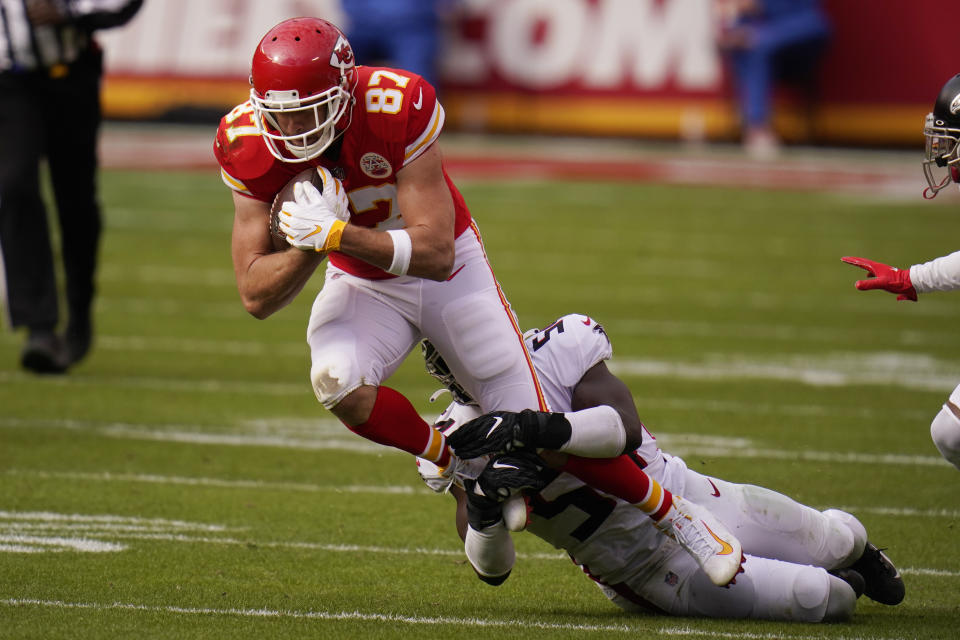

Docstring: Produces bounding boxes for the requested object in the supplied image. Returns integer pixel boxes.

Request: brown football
[269,167,327,252]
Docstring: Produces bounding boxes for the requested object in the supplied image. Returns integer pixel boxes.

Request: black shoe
[447,409,571,459]
[21,330,68,374]
[849,542,905,605]
[830,567,866,599]
[64,319,92,366]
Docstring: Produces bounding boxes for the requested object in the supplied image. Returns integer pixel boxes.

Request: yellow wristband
[322,219,347,252]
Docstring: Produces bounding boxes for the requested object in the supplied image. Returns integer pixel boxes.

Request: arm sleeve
[464,523,515,585]
[909,251,960,293]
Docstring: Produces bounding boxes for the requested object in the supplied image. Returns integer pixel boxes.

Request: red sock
[561,454,673,521]
[347,386,450,467]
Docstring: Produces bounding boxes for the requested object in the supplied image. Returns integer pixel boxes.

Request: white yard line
[1,507,956,578]
[0,597,929,639]
[1,348,956,393]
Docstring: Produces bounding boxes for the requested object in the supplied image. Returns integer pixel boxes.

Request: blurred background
[96,0,957,153]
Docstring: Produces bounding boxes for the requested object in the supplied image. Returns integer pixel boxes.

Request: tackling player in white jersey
[842,72,960,470]
[418,314,904,621]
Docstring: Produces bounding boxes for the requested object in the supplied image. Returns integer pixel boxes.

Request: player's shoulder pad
[559,313,611,347]
[357,66,440,149]
[214,101,275,182]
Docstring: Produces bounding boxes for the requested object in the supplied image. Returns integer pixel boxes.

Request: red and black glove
[841,256,918,301]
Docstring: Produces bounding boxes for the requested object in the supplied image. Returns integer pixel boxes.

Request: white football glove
[278,173,350,252]
[316,166,351,221]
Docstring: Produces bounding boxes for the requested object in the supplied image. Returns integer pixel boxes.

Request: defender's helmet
[421,340,476,406]
[922,73,960,198]
[249,18,357,163]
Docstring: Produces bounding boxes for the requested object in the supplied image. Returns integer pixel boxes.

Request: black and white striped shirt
[0,0,141,73]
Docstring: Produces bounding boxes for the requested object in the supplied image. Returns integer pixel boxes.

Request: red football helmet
[249,17,357,163]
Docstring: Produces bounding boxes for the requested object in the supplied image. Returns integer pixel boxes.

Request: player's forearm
[339,224,454,281]
[909,251,960,293]
[464,523,514,586]
[236,250,324,319]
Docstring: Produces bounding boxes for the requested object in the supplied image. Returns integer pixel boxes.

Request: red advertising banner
[98,0,958,145]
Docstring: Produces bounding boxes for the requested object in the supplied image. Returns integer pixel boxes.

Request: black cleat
[446,409,571,459]
[849,542,904,605]
[20,331,68,374]
[830,567,866,599]
[64,318,92,366]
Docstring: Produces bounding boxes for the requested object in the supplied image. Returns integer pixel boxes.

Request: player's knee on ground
[931,400,960,470]
[822,574,858,622]
[689,557,843,621]
[821,509,867,569]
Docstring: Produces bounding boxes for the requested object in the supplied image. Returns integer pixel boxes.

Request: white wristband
[386,229,412,276]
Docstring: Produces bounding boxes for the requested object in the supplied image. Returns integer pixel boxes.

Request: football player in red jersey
[213,17,551,482]
[842,73,960,471]
[213,21,748,587]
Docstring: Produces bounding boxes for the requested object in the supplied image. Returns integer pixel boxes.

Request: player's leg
[418,224,547,413]
[930,384,960,470]
[307,269,451,466]
[608,551,858,622]
[685,556,859,622]
[677,468,865,569]
[676,467,904,605]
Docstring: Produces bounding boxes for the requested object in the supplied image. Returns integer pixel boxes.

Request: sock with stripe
[560,454,673,522]
[347,386,451,468]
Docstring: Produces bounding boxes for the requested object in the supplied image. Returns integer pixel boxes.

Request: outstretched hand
[841,256,917,301]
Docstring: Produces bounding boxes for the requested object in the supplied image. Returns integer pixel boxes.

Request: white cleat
[655,495,744,587]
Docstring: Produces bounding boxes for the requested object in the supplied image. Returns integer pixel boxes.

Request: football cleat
[654,495,744,587]
[446,409,571,459]
[848,542,905,605]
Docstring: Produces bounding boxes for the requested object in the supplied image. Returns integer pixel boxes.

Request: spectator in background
[340,0,452,88]
[0,0,143,374]
[714,0,830,159]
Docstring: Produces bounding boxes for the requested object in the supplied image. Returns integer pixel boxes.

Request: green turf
[1,164,959,639]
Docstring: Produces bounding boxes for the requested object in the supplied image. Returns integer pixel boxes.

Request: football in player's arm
[841,72,960,470]
[419,314,905,621]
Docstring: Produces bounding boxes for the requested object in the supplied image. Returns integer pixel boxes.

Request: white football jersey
[420,313,860,620]
[519,314,679,585]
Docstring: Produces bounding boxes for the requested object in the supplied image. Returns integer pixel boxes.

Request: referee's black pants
[0,47,103,334]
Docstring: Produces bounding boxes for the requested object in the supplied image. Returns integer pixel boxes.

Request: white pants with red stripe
[306,223,545,412]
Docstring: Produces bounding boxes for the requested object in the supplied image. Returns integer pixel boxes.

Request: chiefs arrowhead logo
[330,36,355,71]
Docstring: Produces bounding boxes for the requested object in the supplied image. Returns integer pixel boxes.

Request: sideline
[100,123,923,197]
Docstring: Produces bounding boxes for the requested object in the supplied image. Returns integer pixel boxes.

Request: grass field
[1,161,959,639]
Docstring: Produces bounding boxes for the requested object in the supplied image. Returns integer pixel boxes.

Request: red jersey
[213,66,472,280]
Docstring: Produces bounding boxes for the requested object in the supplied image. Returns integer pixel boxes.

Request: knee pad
[791,568,833,621]
[822,574,857,622]
[822,509,867,568]
[931,402,960,470]
[310,346,361,408]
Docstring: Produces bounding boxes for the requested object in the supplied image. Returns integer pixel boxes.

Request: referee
[0,0,142,373]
